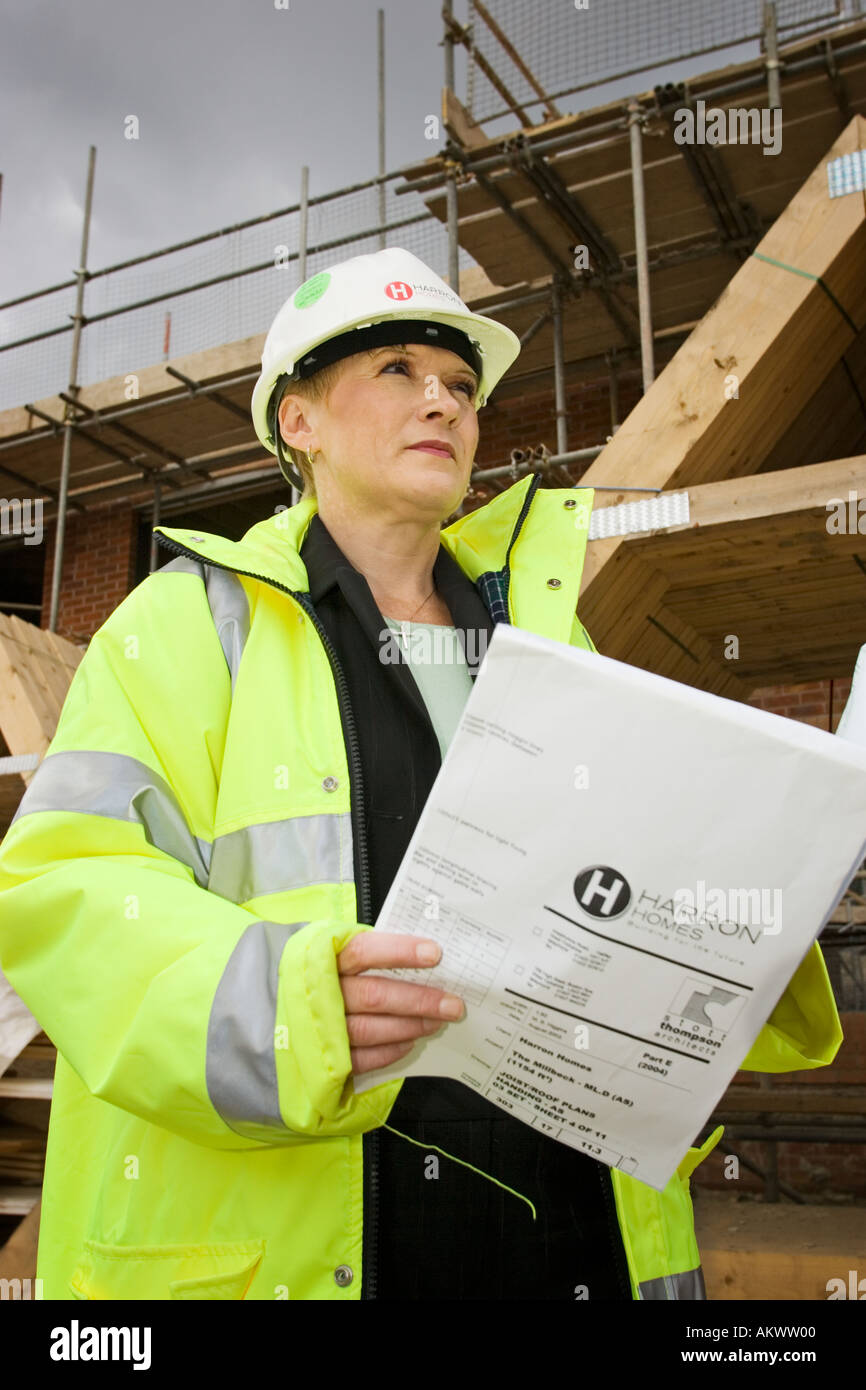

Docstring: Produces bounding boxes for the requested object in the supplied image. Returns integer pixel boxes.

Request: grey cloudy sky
[0,0,458,299]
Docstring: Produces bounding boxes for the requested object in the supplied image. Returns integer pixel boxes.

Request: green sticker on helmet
[293,272,330,309]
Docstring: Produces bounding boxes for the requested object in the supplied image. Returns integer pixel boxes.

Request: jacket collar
[300,508,485,612]
[299,509,497,687]
[152,475,594,646]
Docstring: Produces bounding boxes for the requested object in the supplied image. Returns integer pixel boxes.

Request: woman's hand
[337,932,464,1077]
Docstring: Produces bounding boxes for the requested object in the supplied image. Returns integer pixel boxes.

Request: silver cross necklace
[394,585,436,651]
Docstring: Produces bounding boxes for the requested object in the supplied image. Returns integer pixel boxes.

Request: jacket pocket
[69,1239,266,1300]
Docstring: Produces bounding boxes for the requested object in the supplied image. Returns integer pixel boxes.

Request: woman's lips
[408,443,453,458]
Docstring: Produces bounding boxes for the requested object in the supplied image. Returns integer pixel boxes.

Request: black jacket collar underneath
[299,511,496,685]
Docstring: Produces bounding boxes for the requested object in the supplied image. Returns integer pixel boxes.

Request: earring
[306,446,317,466]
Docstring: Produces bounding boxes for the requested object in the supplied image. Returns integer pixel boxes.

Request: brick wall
[39,504,138,643]
[748,679,853,734]
[470,366,645,475]
[693,1014,866,1200]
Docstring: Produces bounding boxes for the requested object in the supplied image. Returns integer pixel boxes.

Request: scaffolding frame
[0,5,864,624]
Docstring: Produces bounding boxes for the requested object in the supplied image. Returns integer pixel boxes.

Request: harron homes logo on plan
[571,865,782,941]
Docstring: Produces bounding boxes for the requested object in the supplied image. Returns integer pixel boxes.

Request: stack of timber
[0,614,83,1259]
[0,612,84,836]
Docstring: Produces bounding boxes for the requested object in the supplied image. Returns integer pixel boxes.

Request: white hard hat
[251,246,522,487]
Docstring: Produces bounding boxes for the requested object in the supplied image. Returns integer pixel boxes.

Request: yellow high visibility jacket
[0,476,843,1300]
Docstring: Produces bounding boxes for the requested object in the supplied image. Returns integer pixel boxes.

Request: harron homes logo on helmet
[383,280,463,305]
[572,865,772,947]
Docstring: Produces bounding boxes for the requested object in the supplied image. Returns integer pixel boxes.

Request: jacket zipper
[503,473,542,623]
[153,534,378,1297]
[290,590,380,1301]
[598,1165,632,1300]
[506,472,542,566]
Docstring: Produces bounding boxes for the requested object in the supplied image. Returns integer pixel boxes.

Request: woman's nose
[420,378,462,414]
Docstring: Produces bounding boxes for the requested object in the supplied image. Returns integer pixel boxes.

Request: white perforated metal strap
[588,491,690,540]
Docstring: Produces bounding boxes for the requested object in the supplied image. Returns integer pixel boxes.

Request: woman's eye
[380,360,475,399]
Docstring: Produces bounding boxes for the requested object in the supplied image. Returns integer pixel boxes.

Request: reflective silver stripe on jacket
[10,749,212,888]
[208,815,353,903]
[12,750,351,905]
[638,1267,707,1300]
[159,554,250,693]
[206,918,306,1133]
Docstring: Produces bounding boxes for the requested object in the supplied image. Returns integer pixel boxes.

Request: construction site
[1,0,865,1313]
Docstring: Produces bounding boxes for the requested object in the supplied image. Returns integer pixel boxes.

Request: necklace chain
[383,584,436,651]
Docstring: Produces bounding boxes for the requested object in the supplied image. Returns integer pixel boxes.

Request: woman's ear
[277,393,318,456]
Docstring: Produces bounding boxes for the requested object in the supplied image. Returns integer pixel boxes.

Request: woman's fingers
[340,972,464,1021]
[350,1040,418,1076]
[346,1013,444,1048]
[338,931,442,975]
[337,931,465,1078]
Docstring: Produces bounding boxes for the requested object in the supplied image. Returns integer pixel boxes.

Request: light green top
[383,617,474,761]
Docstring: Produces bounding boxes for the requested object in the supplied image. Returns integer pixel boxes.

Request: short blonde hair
[275,359,346,500]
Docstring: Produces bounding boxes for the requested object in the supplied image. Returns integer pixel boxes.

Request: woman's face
[279,340,480,523]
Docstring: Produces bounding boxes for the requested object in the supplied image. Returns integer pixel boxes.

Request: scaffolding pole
[292,164,310,506]
[378,8,386,250]
[763,1,782,109]
[551,277,568,456]
[49,145,96,634]
[607,350,620,434]
[443,0,464,520]
[298,165,309,284]
[444,0,460,294]
[445,161,460,295]
[627,100,655,394]
[149,482,162,573]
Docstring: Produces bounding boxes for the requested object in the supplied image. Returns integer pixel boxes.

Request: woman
[0,247,841,1300]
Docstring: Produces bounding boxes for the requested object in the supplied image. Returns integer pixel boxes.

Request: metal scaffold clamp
[508,448,529,479]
